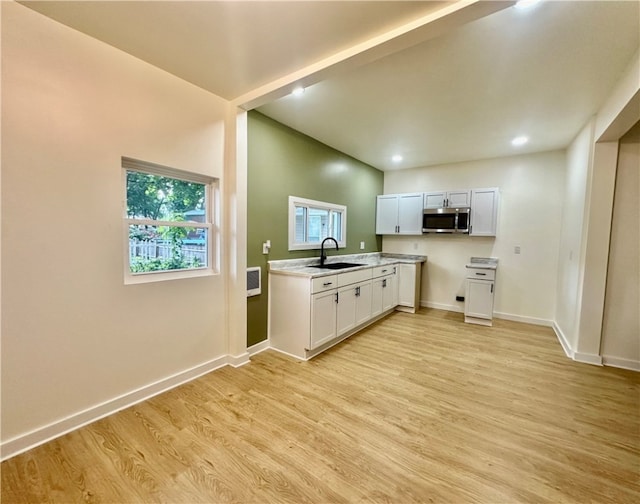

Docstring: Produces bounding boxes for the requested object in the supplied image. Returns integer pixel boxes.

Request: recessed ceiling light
[392,154,403,163]
[515,0,541,10]
[291,86,305,97]
[511,136,529,146]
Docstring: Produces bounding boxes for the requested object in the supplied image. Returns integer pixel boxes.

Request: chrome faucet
[320,237,339,266]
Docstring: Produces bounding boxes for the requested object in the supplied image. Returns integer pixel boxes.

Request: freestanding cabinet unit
[464,257,498,326]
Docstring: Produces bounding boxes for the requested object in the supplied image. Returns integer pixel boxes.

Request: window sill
[124,267,216,285]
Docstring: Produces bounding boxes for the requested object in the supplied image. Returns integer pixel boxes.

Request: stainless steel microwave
[422,207,470,233]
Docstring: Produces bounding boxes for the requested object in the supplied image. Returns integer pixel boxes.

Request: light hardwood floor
[2,308,639,503]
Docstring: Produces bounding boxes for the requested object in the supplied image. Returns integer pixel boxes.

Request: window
[123,157,217,283]
[288,196,346,251]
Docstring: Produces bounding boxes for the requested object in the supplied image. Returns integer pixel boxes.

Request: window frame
[122,157,218,284]
[288,195,347,251]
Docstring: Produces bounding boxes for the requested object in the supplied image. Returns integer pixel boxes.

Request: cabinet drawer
[311,275,338,293]
[466,267,496,281]
[372,264,396,278]
[338,268,372,287]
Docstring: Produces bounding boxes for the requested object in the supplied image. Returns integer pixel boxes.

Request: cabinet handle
[381,269,388,273]
[476,272,486,276]
[491,284,494,293]
[355,286,360,297]
[323,282,333,286]
[335,292,339,303]
[382,279,387,288]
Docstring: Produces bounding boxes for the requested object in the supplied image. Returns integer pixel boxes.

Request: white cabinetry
[371,265,397,317]
[376,194,423,235]
[311,289,337,348]
[336,269,372,337]
[464,266,496,326]
[396,262,422,313]
[424,190,471,209]
[270,265,398,360]
[470,188,499,236]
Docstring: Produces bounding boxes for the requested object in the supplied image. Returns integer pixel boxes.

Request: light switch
[360,241,365,250]
[514,245,521,254]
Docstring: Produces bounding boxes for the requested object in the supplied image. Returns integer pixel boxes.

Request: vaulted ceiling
[21,1,640,170]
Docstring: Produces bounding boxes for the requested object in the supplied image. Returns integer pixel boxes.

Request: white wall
[383,150,565,324]
[554,49,640,367]
[601,124,640,369]
[1,2,236,457]
[554,121,594,350]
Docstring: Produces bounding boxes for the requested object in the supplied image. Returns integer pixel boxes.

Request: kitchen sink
[310,262,365,270]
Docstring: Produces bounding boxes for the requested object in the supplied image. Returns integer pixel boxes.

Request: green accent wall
[247,111,384,347]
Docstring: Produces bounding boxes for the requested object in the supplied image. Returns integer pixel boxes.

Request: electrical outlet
[360,241,365,250]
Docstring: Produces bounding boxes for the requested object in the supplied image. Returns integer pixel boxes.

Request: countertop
[465,257,499,270]
[268,252,427,278]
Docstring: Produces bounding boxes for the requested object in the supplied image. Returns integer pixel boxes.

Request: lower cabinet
[270,265,398,360]
[464,268,496,326]
[311,289,338,349]
[337,280,372,336]
[396,262,422,313]
[371,272,396,318]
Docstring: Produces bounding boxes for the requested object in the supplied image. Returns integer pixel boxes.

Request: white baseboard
[421,301,463,313]
[421,302,553,327]
[602,355,640,371]
[1,355,231,462]
[228,352,251,368]
[247,339,270,356]
[493,311,553,327]
[552,322,575,359]
[574,352,603,366]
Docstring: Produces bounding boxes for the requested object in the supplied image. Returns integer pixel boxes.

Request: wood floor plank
[2,308,639,503]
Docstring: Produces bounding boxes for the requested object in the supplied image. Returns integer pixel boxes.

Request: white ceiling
[21,1,640,171]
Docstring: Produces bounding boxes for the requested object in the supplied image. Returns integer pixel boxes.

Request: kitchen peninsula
[268,253,426,360]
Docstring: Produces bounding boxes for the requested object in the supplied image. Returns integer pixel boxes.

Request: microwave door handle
[454,212,459,232]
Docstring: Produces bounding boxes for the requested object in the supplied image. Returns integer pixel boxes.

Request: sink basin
[310,262,365,270]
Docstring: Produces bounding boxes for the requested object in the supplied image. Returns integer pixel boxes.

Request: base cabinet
[311,290,337,349]
[464,268,496,326]
[397,262,421,313]
[337,280,372,337]
[270,265,399,360]
[371,266,397,317]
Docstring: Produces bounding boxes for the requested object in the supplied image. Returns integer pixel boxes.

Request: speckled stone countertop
[465,257,499,270]
[268,252,427,278]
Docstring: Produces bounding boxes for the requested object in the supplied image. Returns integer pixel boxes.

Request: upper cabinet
[424,190,471,209]
[376,188,499,237]
[376,193,423,235]
[470,188,499,236]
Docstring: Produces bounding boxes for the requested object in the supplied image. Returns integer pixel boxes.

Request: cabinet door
[311,290,337,349]
[336,285,358,336]
[397,263,416,308]
[382,274,397,312]
[424,192,446,209]
[470,188,499,236]
[447,190,471,208]
[397,194,424,234]
[465,279,494,320]
[371,277,384,317]
[375,195,399,234]
[355,281,372,326]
